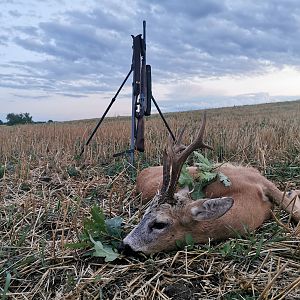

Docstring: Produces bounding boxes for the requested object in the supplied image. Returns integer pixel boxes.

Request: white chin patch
[191,206,200,216]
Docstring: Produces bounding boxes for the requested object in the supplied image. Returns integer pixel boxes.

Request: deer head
[120,114,234,254]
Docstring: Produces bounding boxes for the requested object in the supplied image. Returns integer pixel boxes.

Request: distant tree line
[0,113,54,126]
[6,113,33,125]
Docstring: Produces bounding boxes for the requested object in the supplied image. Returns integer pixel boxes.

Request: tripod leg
[80,68,133,156]
[151,96,175,141]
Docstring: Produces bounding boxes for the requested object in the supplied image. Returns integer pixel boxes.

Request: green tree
[6,113,34,126]
[0,120,3,125]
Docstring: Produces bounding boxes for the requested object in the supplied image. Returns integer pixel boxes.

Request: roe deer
[120,114,300,254]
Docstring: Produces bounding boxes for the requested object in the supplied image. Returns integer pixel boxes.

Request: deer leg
[284,190,300,222]
[265,183,300,222]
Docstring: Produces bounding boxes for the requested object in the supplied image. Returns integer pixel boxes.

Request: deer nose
[117,241,136,255]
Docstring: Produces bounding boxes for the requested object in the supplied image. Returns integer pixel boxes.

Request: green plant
[1,272,11,300]
[224,291,257,300]
[67,166,80,177]
[16,225,31,247]
[0,165,4,179]
[20,182,31,191]
[178,151,231,199]
[176,233,195,250]
[66,206,123,262]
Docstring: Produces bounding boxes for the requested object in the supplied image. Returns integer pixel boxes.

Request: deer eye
[151,222,168,230]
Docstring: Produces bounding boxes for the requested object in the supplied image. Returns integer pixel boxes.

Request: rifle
[132,23,148,152]
[80,21,175,165]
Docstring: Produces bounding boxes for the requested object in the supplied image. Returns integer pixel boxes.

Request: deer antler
[159,113,212,205]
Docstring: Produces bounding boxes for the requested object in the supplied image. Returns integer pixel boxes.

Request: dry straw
[0,100,300,299]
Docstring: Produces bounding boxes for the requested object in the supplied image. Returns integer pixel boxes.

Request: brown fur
[121,164,300,254]
[133,164,300,250]
[137,164,300,221]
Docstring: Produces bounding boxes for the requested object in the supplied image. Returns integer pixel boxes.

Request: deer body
[120,115,300,254]
[137,164,274,233]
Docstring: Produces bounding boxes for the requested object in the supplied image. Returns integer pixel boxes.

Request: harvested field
[1,100,300,299]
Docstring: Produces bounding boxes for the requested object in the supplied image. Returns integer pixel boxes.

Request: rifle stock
[135,116,145,152]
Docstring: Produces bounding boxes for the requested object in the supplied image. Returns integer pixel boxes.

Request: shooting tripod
[80,21,175,165]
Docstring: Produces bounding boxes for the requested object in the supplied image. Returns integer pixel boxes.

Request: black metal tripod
[80,21,175,165]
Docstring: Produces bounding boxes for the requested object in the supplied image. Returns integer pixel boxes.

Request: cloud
[0,35,9,46]
[58,93,88,98]
[8,10,22,17]
[66,6,134,34]
[13,25,38,36]
[149,0,225,18]
[1,0,300,112]
[12,93,49,99]
[14,23,115,62]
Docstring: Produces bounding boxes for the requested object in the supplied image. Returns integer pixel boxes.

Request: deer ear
[190,197,234,221]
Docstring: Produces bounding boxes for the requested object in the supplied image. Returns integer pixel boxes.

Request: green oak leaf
[193,151,213,171]
[90,205,106,230]
[179,164,194,189]
[185,233,195,247]
[191,183,206,199]
[218,172,231,187]
[105,216,123,239]
[200,171,217,182]
[89,235,119,262]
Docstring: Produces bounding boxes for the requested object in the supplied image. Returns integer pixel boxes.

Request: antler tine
[180,112,213,160]
[159,113,212,205]
[161,149,170,195]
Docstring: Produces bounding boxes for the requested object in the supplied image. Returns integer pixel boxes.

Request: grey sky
[1,0,300,121]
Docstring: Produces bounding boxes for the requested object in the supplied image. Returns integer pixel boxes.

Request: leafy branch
[66,206,123,262]
[178,151,231,199]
